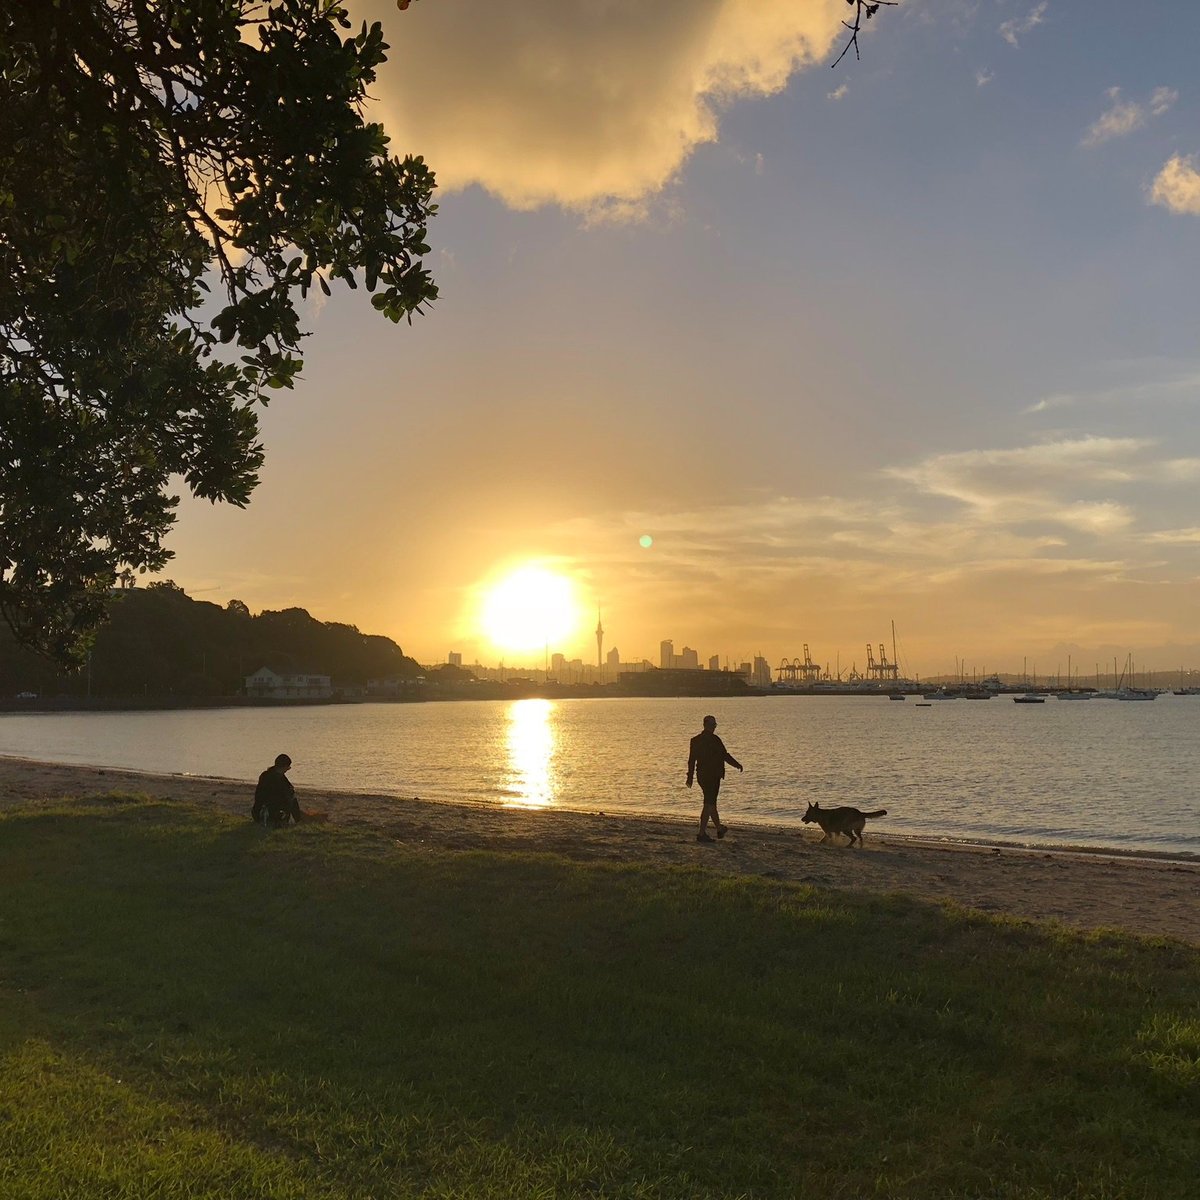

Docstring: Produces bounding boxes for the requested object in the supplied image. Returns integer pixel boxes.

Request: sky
[164,0,1200,680]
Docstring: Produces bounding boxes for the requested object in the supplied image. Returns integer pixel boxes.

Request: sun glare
[479,565,583,656]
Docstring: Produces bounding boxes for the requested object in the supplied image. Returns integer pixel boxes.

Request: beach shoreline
[3,754,1197,944]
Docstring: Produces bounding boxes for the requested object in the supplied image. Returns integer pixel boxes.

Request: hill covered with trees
[0,584,422,701]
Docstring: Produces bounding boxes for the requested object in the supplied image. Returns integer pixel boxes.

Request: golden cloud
[1150,154,1200,216]
[356,0,845,213]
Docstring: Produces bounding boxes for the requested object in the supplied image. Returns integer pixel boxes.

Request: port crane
[776,644,823,684]
[865,641,900,682]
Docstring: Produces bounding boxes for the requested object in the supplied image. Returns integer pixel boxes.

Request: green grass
[0,795,1196,1199]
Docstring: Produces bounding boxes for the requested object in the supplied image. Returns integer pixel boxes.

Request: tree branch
[831,0,897,69]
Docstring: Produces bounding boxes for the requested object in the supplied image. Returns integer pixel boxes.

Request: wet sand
[3,755,1197,944]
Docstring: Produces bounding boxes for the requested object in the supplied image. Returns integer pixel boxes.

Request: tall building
[752,656,772,688]
[660,639,674,669]
[448,651,462,667]
[595,608,604,668]
[708,654,720,671]
[680,646,699,670]
[607,646,620,666]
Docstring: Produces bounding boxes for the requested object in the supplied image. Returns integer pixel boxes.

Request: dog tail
[863,809,887,818]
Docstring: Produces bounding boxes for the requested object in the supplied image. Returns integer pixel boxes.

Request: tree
[0,1,436,665]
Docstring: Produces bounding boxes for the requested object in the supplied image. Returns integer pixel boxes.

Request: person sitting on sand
[251,753,303,827]
[686,715,743,843]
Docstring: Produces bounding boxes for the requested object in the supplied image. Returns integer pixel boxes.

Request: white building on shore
[244,667,332,700]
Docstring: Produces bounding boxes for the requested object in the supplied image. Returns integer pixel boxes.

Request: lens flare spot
[639,534,653,549]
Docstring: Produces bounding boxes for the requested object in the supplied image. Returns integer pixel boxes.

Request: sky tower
[595,607,604,668]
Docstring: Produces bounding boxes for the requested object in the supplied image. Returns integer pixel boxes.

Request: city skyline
[436,621,1181,690]
[154,1,1200,676]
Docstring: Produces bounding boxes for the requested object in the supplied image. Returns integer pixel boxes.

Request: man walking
[686,715,743,843]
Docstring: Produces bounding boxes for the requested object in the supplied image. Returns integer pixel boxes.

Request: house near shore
[244,667,332,700]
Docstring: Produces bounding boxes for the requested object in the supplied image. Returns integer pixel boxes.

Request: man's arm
[283,777,301,821]
[251,773,266,821]
[724,751,743,772]
[686,739,697,787]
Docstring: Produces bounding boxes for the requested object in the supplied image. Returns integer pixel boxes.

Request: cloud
[358,0,846,215]
[1024,365,1200,413]
[1055,501,1134,535]
[1149,86,1179,116]
[887,436,1151,510]
[448,430,1200,664]
[507,481,1144,667]
[1081,86,1177,148]
[999,2,1047,48]
[827,83,849,101]
[1160,458,1200,482]
[1150,154,1200,216]
[975,68,993,87]
[1147,527,1200,545]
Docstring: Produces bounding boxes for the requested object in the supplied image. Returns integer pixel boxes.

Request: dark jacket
[252,767,297,823]
[687,730,741,785]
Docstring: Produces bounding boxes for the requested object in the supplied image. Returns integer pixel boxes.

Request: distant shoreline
[0,684,1153,714]
[3,754,1197,945]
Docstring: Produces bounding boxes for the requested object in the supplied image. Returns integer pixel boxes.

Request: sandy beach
[2,754,1197,944]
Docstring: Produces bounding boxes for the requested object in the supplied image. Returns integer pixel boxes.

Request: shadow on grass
[1,798,1197,1199]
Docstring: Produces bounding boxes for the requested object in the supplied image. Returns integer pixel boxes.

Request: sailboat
[1174,667,1200,696]
[1058,655,1093,698]
[1013,657,1045,702]
[1114,654,1156,700]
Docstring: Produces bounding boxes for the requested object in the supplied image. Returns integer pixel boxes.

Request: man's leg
[705,779,727,838]
[698,780,720,840]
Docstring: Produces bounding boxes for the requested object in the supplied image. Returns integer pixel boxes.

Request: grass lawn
[0,795,1196,1199]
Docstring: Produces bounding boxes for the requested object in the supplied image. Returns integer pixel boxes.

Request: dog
[801,802,887,846]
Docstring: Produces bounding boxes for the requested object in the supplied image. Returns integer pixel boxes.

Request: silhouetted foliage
[426,663,475,683]
[831,0,897,69]
[1,1,436,666]
[0,586,421,699]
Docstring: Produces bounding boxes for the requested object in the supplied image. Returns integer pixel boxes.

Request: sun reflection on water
[504,698,556,808]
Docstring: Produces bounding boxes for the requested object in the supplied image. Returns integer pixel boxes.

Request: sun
[479,565,583,656]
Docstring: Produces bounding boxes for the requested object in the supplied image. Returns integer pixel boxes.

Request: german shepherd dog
[802,802,887,846]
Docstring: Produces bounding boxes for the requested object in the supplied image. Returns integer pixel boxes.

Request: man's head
[274,753,292,772]
[702,715,717,731]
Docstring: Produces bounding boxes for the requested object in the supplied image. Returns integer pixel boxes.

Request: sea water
[2,694,1197,856]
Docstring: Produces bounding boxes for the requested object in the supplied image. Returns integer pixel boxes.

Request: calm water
[2,695,1198,856]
